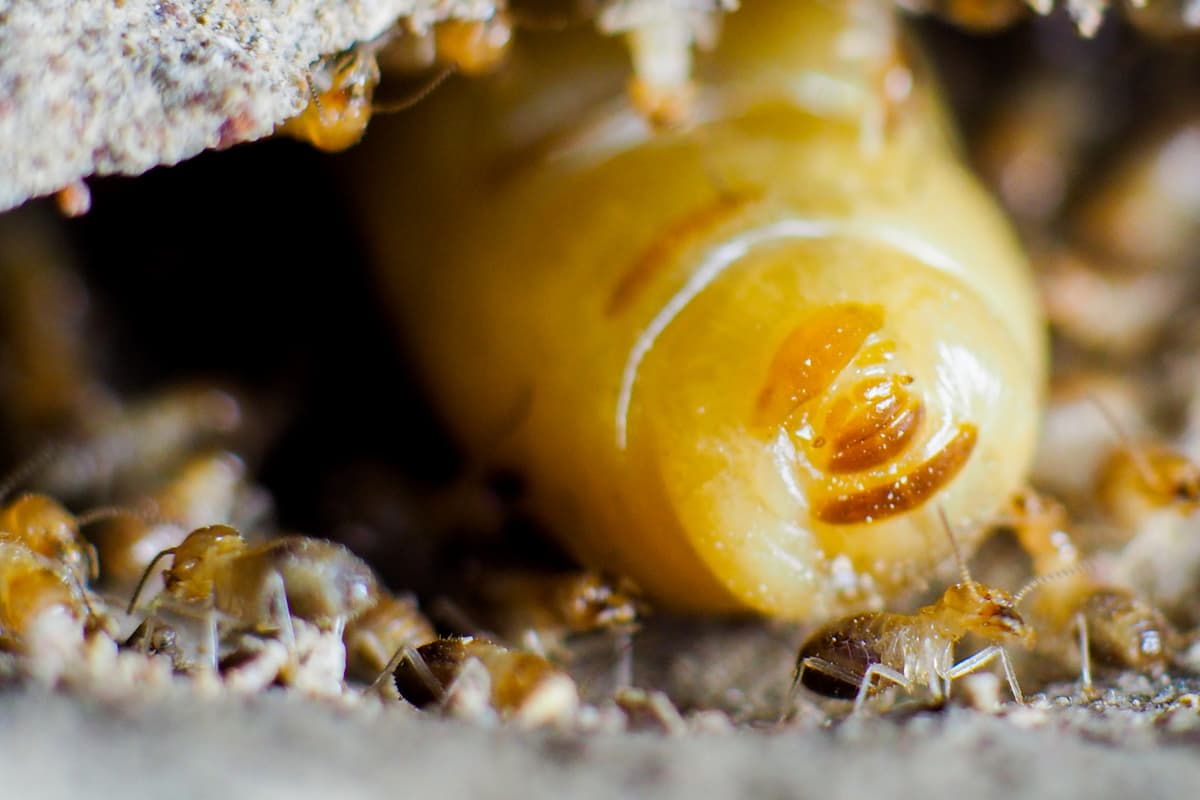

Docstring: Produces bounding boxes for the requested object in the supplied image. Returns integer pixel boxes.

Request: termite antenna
[1013,563,1089,606]
[0,444,59,502]
[306,74,329,126]
[372,65,457,115]
[127,548,177,615]
[76,499,159,528]
[937,506,975,593]
[1088,393,1160,487]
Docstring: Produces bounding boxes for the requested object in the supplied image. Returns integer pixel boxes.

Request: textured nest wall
[0,0,497,211]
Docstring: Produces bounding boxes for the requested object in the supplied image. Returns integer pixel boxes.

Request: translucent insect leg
[854,663,911,714]
[1075,610,1094,695]
[266,570,296,651]
[944,645,1024,704]
[371,644,444,702]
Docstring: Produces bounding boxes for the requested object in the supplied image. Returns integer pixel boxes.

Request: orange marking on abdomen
[606,192,759,316]
[814,423,978,524]
[753,303,885,428]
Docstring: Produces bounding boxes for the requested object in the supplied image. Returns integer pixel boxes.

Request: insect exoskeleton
[791,578,1035,713]
[281,45,383,153]
[89,450,254,591]
[281,9,514,153]
[1002,490,1170,689]
[0,492,98,586]
[389,636,580,727]
[129,525,379,665]
[462,568,643,657]
[343,591,438,681]
[357,0,1045,621]
[0,541,96,652]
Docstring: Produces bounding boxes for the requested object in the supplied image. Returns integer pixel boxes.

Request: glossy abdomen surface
[359,1,1045,619]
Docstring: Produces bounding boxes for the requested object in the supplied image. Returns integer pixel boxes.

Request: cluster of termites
[13,0,1200,734]
[0,214,658,731]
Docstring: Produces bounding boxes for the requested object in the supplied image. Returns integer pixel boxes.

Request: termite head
[0,493,96,583]
[1133,447,1200,509]
[560,573,643,630]
[163,524,246,598]
[434,11,513,76]
[936,582,1035,648]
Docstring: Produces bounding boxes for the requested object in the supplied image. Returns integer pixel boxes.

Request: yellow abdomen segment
[359,0,1046,619]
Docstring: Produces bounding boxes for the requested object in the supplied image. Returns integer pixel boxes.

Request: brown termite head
[281,46,382,153]
[558,572,642,631]
[474,568,644,640]
[91,450,248,589]
[157,524,246,605]
[1099,443,1200,515]
[0,493,97,584]
[936,581,1034,649]
[433,11,514,76]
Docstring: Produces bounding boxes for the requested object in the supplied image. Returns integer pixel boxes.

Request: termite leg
[1075,610,1095,696]
[612,628,634,691]
[371,644,443,702]
[266,571,296,652]
[854,663,911,714]
[944,645,1024,705]
[203,606,219,672]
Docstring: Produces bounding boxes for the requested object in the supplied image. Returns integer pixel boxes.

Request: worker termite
[790,511,1036,714]
[357,0,1045,620]
[1088,434,1200,628]
[0,493,112,676]
[128,525,378,668]
[455,568,642,658]
[88,450,263,592]
[280,9,513,153]
[385,635,580,728]
[596,0,729,127]
[1002,490,1171,692]
[0,492,100,587]
[0,541,101,665]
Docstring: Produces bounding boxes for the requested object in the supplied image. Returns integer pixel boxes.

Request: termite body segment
[389,636,579,727]
[360,0,1045,619]
[792,579,1034,713]
[1004,491,1170,689]
[130,526,378,665]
